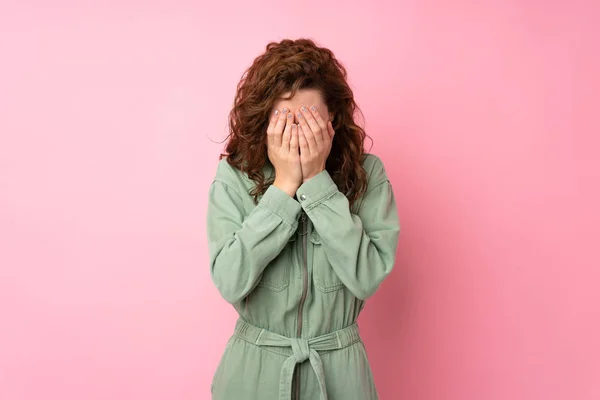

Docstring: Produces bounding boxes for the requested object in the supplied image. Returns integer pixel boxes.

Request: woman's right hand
[267,108,302,197]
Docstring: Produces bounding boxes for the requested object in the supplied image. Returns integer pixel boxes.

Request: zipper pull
[299,211,308,235]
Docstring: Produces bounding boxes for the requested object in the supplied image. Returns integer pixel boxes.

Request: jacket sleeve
[207,178,302,304]
[295,157,400,300]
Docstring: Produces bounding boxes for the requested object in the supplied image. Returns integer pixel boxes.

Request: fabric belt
[233,318,362,400]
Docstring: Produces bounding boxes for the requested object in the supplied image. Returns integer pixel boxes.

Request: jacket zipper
[295,210,309,400]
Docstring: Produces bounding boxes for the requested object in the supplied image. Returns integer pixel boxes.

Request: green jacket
[207,153,400,399]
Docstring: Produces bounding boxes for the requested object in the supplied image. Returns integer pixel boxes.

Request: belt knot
[290,338,310,363]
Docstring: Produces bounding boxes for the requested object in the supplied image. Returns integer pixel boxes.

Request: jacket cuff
[296,169,338,211]
[259,184,302,228]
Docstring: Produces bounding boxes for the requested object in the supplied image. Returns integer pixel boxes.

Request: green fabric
[233,319,361,400]
[207,153,400,399]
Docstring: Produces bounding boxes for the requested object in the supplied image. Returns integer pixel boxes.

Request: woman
[206,38,400,400]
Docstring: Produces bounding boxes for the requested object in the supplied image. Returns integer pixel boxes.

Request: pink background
[1,1,598,399]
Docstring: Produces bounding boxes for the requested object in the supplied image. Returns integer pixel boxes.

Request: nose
[288,109,299,125]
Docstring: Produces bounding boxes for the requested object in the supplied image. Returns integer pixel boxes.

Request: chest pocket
[311,230,345,292]
[256,233,294,292]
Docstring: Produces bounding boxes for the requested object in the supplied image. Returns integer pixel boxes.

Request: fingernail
[287,112,292,119]
[310,106,316,112]
[297,112,302,118]
[301,106,308,112]
[282,107,288,113]
[274,109,279,115]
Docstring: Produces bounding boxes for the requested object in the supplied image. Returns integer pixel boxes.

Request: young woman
[206,38,401,400]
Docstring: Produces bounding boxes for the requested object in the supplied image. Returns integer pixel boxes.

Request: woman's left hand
[295,105,335,183]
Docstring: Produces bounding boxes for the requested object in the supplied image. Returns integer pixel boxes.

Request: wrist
[273,179,298,197]
[303,167,325,183]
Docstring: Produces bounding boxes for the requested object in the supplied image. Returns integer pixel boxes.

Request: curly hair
[220,38,372,210]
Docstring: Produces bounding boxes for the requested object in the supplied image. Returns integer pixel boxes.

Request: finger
[290,123,299,155]
[309,105,329,143]
[301,105,323,143]
[267,108,279,148]
[296,109,317,151]
[298,124,310,155]
[273,108,288,147]
[282,110,293,148]
[282,119,292,150]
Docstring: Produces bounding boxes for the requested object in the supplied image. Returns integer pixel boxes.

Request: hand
[267,108,302,197]
[295,105,335,182]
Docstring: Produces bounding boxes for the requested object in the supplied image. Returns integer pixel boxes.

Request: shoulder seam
[365,154,388,190]
[365,178,390,195]
[212,178,245,201]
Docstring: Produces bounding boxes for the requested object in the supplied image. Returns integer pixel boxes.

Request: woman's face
[272,88,332,124]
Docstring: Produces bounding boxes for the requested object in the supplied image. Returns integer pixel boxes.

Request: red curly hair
[220,38,372,210]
